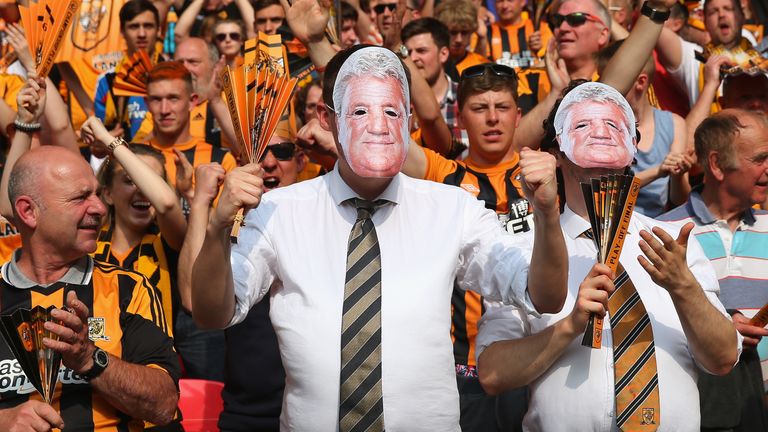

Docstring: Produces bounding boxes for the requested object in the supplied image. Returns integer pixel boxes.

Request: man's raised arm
[191,164,265,329]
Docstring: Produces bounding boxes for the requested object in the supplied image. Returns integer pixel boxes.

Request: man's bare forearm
[601,15,664,95]
[209,97,241,160]
[177,200,211,312]
[91,356,178,425]
[191,223,236,329]
[669,284,738,375]
[479,318,576,394]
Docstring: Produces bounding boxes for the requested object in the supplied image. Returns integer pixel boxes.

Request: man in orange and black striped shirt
[0,147,178,431]
[402,62,539,431]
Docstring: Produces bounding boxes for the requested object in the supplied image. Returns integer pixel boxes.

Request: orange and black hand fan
[113,50,155,97]
[222,32,298,242]
[19,0,81,77]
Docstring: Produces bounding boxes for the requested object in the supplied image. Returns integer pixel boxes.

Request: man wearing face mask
[191,45,568,431]
[476,82,741,431]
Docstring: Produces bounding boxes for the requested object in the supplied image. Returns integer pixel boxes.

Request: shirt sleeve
[666,39,703,109]
[476,300,529,361]
[455,194,537,315]
[422,146,458,182]
[228,200,278,326]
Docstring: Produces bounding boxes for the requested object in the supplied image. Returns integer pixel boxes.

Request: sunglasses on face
[215,32,242,42]
[547,12,605,29]
[460,63,518,83]
[373,3,397,14]
[259,142,296,162]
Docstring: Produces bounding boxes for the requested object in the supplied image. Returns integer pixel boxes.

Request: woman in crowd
[81,117,187,331]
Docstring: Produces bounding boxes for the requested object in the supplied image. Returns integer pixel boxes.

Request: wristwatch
[107,136,127,153]
[82,347,109,381]
[396,44,409,59]
[640,1,671,24]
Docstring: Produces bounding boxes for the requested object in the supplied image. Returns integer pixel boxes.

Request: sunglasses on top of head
[460,63,518,83]
[373,3,397,14]
[547,12,606,29]
[215,32,242,42]
[259,142,296,162]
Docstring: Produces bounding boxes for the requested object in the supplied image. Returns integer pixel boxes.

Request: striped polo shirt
[659,187,768,312]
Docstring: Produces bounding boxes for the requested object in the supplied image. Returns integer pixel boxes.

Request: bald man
[175,37,239,156]
[0,147,179,431]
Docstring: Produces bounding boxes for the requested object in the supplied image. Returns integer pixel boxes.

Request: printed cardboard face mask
[333,47,411,178]
[554,82,637,169]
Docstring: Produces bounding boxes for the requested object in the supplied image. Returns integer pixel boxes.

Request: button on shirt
[476,206,742,432]
[230,168,537,431]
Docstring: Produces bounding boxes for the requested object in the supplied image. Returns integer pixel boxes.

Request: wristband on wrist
[640,1,671,24]
[107,136,127,153]
[13,119,41,134]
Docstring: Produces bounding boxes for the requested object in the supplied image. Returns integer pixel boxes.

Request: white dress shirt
[230,168,537,431]
[477,206,742,432]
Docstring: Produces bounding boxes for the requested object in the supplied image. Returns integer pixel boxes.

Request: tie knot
[351,198,387,219]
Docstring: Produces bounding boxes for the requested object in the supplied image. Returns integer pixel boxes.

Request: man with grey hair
[476,82,740,431]
[659,109,768,431]
[554,82,637,169]
[191,44,569,431]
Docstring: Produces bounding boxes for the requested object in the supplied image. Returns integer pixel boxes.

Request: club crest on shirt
[641,407,656,425]
[460,184,480,195]
[88,317,109,341]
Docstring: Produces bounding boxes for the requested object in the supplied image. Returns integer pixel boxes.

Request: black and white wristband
[13,119,41,134]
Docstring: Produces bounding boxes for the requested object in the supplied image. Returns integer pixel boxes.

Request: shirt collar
[688,185,756,226]
[442,74,458,105]
[561,205,592,240]
[2,251,93,289]
[327,164,402,207]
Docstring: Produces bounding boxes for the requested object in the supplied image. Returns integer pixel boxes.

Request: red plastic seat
[178,379,225,432]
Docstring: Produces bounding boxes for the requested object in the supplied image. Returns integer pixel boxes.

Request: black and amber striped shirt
[422,147,530,367]
[0,257,179,431]
[93,225,179,333]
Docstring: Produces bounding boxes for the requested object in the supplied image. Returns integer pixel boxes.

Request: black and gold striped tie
[581,228,660,430]
[610,266,660,431]
[339,198,386,432]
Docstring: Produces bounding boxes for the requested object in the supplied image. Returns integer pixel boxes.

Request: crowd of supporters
[0,0,765,430]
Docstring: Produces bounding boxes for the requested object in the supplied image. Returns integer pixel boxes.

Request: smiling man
[554,85,635,169]
[659,109,768,431]
[192,45,568,432]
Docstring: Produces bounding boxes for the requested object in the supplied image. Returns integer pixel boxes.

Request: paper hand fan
[326,0,342,45]
[579,174,640,349]
[533,0,551,31]
[113,50,154,97]
[19,0,81,77]
[221,32,298,242]
[0,305,63,404]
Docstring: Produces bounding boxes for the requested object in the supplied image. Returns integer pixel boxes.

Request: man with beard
[192,45,568,431]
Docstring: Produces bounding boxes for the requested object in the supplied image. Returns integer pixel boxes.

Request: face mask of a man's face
[333,48,410,178]
[554,82,637,169]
